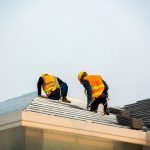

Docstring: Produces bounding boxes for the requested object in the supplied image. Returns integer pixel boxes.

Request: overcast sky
[0,0,150,106]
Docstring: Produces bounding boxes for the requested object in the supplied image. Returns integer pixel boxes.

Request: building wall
[113,141,142,150]
[0,127,25,150]
[0,127,148,150]
[26,127,143,150]
[142,146,150,150]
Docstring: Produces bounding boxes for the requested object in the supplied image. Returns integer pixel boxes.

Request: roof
[1,92,149,130]
[109,99,150,130]
[0,92,36,115]
[25,96,122,128]
[124,99,150,129]
[0,92,121,128]
[0,92,148,145]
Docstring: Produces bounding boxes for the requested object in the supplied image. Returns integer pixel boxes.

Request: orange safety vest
[83,75,105,99]
[41,74,60,96]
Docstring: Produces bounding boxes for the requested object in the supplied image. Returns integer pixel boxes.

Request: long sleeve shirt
[82,80,92,106]
[37,77,63,96]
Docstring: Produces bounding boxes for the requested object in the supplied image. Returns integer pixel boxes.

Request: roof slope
[0,93,148,146]
[24,96,128,128]
[0,92,129,129]
[0,92,36,115]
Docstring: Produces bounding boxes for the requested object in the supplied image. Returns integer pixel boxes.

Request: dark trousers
[48,82,68,100]
[48,89,61,100]
[90,96,108,112]
[60,82,68,98]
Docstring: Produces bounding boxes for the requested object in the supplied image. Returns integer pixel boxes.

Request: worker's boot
[104,109,109,115]
[62,97,71,103]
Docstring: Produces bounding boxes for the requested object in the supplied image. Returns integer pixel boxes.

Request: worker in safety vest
[37,73,71,103]
[78,72,109,115]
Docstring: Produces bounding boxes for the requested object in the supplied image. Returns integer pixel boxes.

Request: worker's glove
[101,93,108,99]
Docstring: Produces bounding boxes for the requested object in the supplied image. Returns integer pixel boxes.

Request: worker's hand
[92,97,95,101]
[101,93,108,99]
[86,104,90,110]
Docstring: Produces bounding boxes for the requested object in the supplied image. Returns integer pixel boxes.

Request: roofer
[78,71,109,115]
[37,73,71,103]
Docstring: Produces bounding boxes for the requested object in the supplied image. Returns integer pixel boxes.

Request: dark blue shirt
[82,80,92,106]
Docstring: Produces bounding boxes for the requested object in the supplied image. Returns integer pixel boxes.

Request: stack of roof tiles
[124,99,150,129]
[110,99,150,130]
[109,107,122,115]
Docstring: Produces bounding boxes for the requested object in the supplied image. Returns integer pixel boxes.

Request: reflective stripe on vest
[84,75,105,99]
[41,74,60,95]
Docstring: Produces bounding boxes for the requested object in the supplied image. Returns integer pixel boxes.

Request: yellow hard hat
[78,71,87,81]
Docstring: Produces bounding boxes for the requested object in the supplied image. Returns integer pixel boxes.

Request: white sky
[0,0,150,106]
